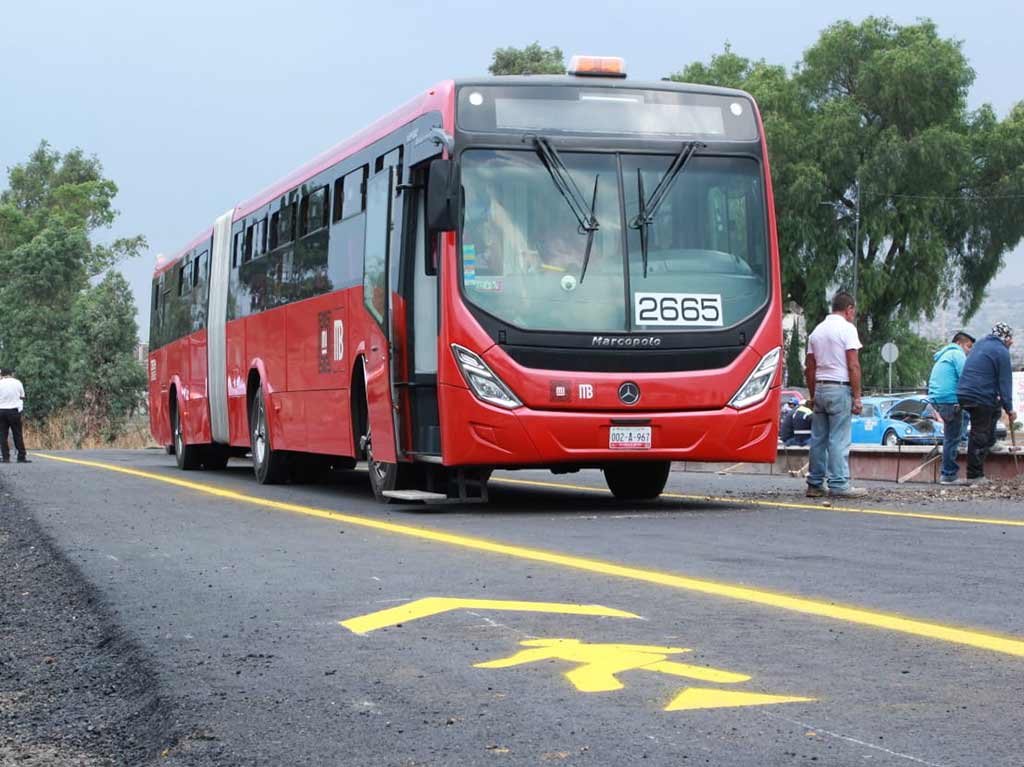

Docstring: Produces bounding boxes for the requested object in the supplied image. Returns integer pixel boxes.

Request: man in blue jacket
[956,323,1017,484]
[928,331,974,483]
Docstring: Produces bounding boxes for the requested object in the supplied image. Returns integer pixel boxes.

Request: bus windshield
[460,149,769,332]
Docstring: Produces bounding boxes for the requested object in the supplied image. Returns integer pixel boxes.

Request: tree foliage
[672,20,1024,384]
[0,141,146,431]
[69,272,148,440]
[489,43,565,76]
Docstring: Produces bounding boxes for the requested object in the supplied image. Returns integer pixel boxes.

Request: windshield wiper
[630,141,704,278]
[534,136,600,283]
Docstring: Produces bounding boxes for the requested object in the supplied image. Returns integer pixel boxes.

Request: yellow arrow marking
[474,638,750,693]
[665,688,815,712]
[340,598,639,635]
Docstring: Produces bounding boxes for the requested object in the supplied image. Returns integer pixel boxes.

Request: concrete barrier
[676,443,1024,484]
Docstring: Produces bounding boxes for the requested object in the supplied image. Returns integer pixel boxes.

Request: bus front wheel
[250,386,288,484]
[603,461,671,501]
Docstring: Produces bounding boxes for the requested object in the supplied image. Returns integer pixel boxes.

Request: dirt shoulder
[0,475,168,766]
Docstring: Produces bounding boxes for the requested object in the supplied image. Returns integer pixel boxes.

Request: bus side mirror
[426,159,459,232]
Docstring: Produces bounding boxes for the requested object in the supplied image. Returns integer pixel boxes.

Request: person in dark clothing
[779,397,800,443]
[956,323,1016,484]
[789,401,813,446]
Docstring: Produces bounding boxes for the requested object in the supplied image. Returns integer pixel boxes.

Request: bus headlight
[451,344,522,410]
[728,347,781,410]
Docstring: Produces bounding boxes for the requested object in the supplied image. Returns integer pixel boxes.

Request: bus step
[452,468,489,503]
[381,490,449,503]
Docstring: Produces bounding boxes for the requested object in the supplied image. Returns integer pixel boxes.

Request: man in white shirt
[803,292,865,498]
[0,368,29,463]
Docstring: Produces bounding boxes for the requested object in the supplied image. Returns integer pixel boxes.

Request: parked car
[851,396,944,446]
[852,394,1008,446]
[903,394,1008,443]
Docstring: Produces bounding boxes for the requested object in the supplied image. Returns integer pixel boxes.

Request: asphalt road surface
[2,449,1023,767]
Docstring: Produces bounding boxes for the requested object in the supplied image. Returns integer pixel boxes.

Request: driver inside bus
[463,195,514,277]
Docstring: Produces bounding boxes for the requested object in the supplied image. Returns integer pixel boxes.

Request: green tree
[489,43,565,75]
[0,141,146,420]
[784,326,804,387]
[671,20,1024,373]
[69,271,147,442]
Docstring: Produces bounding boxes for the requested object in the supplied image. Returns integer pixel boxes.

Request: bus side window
[255,217,267,258]
[299,186,328,237]
[269,210,280,250]
[338,165,367,221]
[179,258,191,296]
[243,225,252,262]
[194,250,207,288]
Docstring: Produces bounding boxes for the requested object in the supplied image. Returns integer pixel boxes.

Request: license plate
[609,426,651,450]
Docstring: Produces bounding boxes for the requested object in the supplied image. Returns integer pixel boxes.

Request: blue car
[851,396,944,446]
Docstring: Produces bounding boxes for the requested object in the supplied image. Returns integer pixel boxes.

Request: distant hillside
[916,284,1024,366]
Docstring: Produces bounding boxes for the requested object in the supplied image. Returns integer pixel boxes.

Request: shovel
[1008,412,1020,476]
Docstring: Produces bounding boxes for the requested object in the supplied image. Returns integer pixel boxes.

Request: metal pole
[888,361,892,394]
[853,178,860,300]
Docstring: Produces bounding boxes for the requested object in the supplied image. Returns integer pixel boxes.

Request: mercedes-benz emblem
[618,381,641,406]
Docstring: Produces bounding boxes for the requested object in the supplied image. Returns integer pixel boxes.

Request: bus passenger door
[361,165,398,464]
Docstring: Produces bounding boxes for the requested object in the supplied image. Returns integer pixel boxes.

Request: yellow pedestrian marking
[475,639,750,692]
[491,476,1024,528]
[34,453,1024,658]
[340,597,639,635]
[665,688,815,712]
[474,638,812,711]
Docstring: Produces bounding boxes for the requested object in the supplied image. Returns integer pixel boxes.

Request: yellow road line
[35,453,1024,658]
[492,476,1024,528]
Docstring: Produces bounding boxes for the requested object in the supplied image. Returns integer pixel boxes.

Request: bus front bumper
[439,385,780,467]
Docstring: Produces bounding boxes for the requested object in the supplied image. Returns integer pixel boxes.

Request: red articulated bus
[148,56,783,503]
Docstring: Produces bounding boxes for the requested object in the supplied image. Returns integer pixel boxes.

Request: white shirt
[0,377,25,411]
[807,314,862,381]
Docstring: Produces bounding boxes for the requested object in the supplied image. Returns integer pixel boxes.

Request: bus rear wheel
[363,423,402,502]
[172,403,202,470]
[250,385,288,484]
[603,461,671,501]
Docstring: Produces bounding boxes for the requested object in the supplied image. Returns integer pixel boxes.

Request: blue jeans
[934,402,964,479]
[807,385,853,492]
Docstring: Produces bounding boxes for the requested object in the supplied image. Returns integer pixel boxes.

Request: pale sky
[2,0,1021,338]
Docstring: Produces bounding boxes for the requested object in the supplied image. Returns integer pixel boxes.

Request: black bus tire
[250,386,288,484]
[603,460,671,501]
[172,403,202,470]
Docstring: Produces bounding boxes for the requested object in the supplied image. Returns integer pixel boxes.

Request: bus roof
[450,75,755,101]
[154,80,456,277]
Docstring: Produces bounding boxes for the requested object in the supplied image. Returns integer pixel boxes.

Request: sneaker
[968,476,992,486]
[829,486,868,499]
[805,485,827,498]
[939,476,966,485]
[16,458,31,464]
